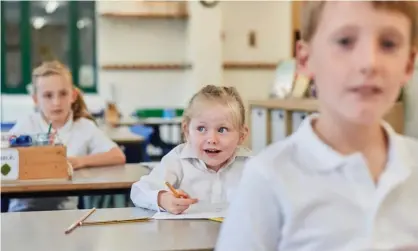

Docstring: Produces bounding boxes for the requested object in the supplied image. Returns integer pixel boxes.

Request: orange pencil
[165,181,184,198]
[65,207,96,234]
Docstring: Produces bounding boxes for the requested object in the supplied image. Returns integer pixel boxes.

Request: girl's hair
[32,60,95,122]
[182,85,246,135]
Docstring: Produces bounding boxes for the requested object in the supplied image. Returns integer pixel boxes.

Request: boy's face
[184,103,244,171]
[297,2,416,125]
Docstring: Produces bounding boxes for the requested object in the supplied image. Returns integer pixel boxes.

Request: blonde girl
[8,61,125,212]
[131,85,251,214]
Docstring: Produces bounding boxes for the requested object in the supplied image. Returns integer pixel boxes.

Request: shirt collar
[295,114,415,173]
[295,114,347,171]
[382,121,414,178]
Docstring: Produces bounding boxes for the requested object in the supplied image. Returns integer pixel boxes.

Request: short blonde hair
[300,1,418,47]
[182,85,246,134]
[32,61,95,122]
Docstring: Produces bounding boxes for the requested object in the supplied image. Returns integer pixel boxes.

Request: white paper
[152,202,227,220]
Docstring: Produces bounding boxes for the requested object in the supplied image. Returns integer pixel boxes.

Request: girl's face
[184,103,246,171]
[33,74,76,125]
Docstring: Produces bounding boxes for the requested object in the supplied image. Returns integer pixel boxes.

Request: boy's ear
[402,48,417,87]
[296,40,313,78]
[239,125,249,145]
[32,94,38,106]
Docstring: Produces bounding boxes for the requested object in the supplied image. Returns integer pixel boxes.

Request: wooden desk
[2,207,220,251]
[117,116,183,126]
[1,164,149,198]
[101,126,144,144]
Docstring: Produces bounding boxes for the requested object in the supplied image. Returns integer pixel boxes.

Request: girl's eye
[59,90,69,97]
[337,37,354,49]
[197,126,206,132]
[218,127,228,133]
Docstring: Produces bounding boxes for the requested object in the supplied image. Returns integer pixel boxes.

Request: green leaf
[1,163,11,176]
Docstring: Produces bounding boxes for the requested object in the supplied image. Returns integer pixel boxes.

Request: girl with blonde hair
[8,61,126,212]
[131,85,251,214]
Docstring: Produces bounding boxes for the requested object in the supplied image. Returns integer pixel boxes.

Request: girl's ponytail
[71,88,96,123]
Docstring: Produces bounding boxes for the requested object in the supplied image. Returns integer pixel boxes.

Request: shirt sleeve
[130,150,183,211]
[216,158,283,251]
[87,122,118,154]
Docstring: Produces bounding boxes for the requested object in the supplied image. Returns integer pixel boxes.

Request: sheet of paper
[152,202,227,220]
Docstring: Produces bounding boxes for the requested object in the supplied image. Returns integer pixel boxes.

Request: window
[1,1,97,94]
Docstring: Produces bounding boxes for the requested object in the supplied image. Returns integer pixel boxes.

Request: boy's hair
[300,1,418,48]
[182,85,246,134]
[32,61,95,123]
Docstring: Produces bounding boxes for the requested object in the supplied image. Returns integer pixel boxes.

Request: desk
[1,164,149,198]
[2,207,220,251]
[101,126,144,144]
[101,126,146,163]
[117,116,183,126]
[117,117,183,148]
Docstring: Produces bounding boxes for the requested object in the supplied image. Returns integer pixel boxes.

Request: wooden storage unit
[248,98,404,152]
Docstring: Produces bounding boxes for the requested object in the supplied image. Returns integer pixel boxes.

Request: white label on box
[1,148,19,180]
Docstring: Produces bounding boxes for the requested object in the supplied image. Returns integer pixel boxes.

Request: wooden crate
[2,145,71,181]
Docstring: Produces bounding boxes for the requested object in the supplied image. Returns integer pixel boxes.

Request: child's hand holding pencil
[157,182,198,215]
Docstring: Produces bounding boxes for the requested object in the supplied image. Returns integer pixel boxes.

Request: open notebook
[152,202,227,220]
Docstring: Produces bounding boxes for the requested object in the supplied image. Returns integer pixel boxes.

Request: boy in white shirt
[8,61,126,212]
[130,85,251,214]
[216,1,418,251]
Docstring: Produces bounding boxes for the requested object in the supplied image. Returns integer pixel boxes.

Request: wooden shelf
[101,63,192,70]
[223,62,278,70]
[100,12,188,19]
[249,98,319,112]
[248,98,405,134]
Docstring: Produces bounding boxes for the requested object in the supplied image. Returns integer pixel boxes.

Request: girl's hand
[68,157,86,170]
[158,190,198,214]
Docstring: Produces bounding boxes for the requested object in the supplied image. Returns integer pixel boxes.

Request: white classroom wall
[1,0,417,139]
[222,1,292,106]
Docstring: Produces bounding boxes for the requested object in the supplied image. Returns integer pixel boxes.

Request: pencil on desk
[65,207,96,234]
[81,217,151,226]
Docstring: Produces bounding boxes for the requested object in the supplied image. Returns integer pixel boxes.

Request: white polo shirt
[8,112,117,212]
[130,143,252,211]
[216,115,418,251]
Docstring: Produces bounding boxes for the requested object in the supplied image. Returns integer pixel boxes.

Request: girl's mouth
[204,149,221,154]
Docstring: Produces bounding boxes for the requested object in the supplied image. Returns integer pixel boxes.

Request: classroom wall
[222,1,292,104]
[1,0,418,140]
[97,14,192,115]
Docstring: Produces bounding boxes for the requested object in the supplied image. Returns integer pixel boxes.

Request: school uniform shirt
[216,115,418,251]
[8,112,118,212]
[130,143,252,211]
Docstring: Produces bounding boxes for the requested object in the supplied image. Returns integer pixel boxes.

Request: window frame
[1,1,97,95]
